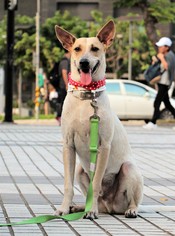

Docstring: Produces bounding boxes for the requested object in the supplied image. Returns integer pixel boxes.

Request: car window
[106,82,121,94]
[124,83,147,96]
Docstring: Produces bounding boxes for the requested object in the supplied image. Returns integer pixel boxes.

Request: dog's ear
[96,20,116,48]
[55,25,76,51]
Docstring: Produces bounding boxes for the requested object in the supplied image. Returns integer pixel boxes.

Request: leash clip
[90,98,100,120]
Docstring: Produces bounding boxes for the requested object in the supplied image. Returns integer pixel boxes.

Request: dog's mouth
[78,69,92,86]
[92,60,100,74]
[78,60,100,86]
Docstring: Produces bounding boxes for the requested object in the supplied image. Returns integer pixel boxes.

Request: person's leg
[60,89,67,116]
[143,84,167,129]
[57,89,67,118]
[151,84,166,124]
[162,89,175,118]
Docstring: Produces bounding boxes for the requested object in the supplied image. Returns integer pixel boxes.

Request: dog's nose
[79,59,90,73]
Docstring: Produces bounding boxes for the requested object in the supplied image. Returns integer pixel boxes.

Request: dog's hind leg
[124,162,143,218]
[113,161,143,218]
[76,164,90,196]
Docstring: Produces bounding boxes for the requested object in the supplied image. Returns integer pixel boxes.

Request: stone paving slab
[0,122,175,235]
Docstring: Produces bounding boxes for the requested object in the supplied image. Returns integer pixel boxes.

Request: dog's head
[55,21,115,85]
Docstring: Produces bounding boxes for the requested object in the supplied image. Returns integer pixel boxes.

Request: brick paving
[0,122,175,235]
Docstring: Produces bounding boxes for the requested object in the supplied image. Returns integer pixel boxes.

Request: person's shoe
[143,122,157,130]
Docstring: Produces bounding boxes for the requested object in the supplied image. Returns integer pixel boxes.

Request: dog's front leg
[85,145,110,219]
[55,145,76,216]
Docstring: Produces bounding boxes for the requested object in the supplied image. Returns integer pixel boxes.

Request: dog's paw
[54,207,70,216]
[125,208,138,218]
[70,205,85,213]
[83,211,98,220]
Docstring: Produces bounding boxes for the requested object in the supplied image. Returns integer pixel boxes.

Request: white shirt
[159,64,170,86]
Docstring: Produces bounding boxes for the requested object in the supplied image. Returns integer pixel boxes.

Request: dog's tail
[138,205,175,213]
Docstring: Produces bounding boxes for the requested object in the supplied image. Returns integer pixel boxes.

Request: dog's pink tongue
[80,71,92,85]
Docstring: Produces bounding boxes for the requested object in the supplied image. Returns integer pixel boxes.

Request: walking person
[56,50,71,125]
[143,37,175,130]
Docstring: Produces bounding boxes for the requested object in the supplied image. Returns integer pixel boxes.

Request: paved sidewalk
[0,122,175,235]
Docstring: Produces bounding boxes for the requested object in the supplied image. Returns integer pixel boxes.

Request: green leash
[0,117,99,227]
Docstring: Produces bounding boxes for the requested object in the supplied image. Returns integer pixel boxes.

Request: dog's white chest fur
[61,91,132,175]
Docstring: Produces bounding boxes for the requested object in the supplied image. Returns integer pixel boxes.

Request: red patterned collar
[68,73,106,91]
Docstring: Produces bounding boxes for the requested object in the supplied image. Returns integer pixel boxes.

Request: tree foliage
[149,0,175,23]
[0,17,7,65]
[1,4,174,81]
[114,0,175,45]
[0,15,36,77]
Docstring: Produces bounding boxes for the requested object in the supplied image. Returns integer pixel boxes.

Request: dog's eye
[91,47,99,52]
[74,47,81,52]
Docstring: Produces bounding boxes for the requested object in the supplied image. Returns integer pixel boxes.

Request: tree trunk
[143,9,158,48]
[139,2,158,49]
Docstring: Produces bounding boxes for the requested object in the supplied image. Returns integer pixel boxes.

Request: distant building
[0,0,113,22]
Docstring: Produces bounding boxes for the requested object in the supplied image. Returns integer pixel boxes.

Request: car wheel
[159,108,174,120]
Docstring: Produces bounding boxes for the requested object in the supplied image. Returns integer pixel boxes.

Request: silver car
[106,79,175,120]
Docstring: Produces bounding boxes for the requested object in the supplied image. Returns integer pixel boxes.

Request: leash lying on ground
[0,114,99,227]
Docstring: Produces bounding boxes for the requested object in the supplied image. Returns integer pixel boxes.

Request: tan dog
[55,21,143,219]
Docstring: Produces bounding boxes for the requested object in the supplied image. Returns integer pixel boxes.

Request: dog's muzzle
[79,59,100,74]
[92,61,100,74]
[79,59,90,73]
